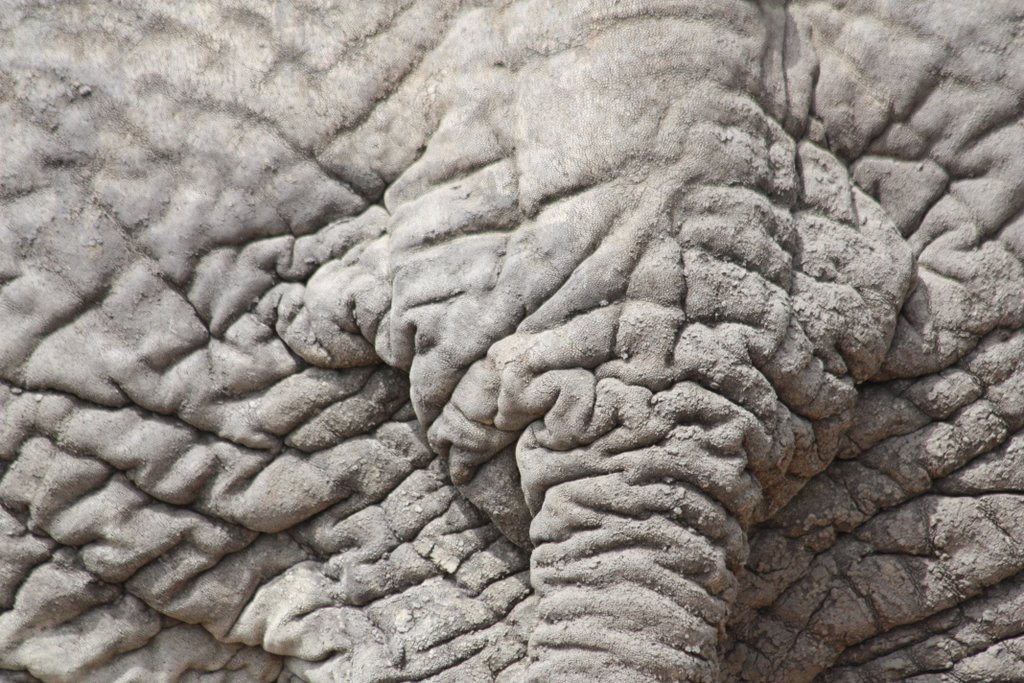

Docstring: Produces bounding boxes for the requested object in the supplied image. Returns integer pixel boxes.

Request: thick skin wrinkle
[410,4,909,679]
[2,1,1024,682]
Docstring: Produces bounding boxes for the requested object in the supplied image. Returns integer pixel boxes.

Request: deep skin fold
[338,3,912,680]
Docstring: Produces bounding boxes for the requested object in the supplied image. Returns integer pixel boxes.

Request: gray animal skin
[3,1,1024,681]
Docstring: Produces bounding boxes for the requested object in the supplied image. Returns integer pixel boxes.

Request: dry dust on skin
[3,0,1024,682]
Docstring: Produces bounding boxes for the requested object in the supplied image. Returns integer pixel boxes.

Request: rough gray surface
[2,1,1024,681]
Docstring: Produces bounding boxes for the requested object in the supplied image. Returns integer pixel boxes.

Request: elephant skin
[2,1,1024,681]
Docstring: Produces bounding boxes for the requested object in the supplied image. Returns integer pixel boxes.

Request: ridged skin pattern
[2,1,1024,681]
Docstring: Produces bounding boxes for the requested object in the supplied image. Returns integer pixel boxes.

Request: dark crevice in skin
[0,280,113,385]
[253,1,420,86]
[778,0,793,131]
[91,195,219,335]
[741,482,1024,673]
[2,8,526,683]
[517,173,617,221]
[493,654,529,680]
[394,213,519,258]
[771,332,1023,537]
[1,534,269,665]
[1,461,271,594]
[0,381,432,598]
[100,610,286,679]
[0,185,43,207]
[122,71,392,203]
[1,380,282,456]
[391,53,913,679]
[314,27,448,163]
[0,671,45,683]
[833,568,1024,672]
[349,586,532,681]
[90,82,377,234]
[91,188,391,391]
[207,549,321,634]
[719,7,1024,680]
[0,545,56,610]
[268,31,1020,683]
[903,173,952,242]
[279,370,398,447]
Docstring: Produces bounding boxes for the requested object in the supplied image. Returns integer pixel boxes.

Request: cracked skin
[2,1,1024,681]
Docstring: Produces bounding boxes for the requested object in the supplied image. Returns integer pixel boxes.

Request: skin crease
[2,1,1024,681]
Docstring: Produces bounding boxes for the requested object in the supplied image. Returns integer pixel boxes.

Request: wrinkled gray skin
[3,1,1024,681]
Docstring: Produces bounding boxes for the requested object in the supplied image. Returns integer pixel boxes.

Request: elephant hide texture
[3,1,1024,682]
